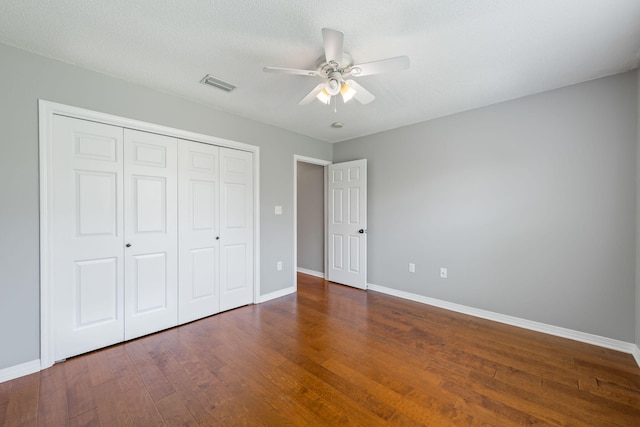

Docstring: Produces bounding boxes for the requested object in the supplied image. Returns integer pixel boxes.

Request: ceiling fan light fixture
[340,82,356,103]
[316,88,331,104]
[325,78,341,96]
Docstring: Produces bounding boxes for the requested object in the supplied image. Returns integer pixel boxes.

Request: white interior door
[219,148,254,311]
[52,115,125,361]
[178,140,220,324]
[327,159,367,289]
[123,129,178,340]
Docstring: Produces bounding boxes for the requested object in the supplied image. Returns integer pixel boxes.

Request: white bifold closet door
[219,148,254,312]
[51,115,252,361]
[123,129,178,340]
[52,116,125,361]
[178,140,221,324]
[178,140,254,322]
[52,118,179,358]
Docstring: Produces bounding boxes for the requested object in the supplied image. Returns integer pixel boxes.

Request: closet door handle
[216,236,220,240]
[126,243,132,248]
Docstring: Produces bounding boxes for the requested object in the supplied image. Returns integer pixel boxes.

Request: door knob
[216,236,220,240]
[126,243,132,247]
[358,229,365,234]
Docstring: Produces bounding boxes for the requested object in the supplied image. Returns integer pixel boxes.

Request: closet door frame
[39,100,261,369]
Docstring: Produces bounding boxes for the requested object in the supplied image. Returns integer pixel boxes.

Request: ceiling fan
[263,28,410,106]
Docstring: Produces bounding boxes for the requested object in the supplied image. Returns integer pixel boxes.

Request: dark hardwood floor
[2,273,640,426]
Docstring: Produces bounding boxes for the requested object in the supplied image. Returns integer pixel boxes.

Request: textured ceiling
[1,1,640,143]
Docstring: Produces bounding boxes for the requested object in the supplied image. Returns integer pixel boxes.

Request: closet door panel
[132,252,168,312]
[220,148,254,311]
[52,115,125,361]
[178,140,220,324]
[124,129,178,340]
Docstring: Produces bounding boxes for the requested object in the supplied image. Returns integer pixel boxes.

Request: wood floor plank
[460,370,574,425]
[3,273,640,426]
[272,359,388,426]
[143,340,223,425]
[37,364,69,427]
[574,356,640,386]
[541,376,640,425]
[0,381,10,404]
[442,378,552,426]
[268,309,458,404]
[210,362,316,426]
[322,357,465,426]
[118,381,166,426]
[68,408,99,427]
[231,350,353,425]
[207,333,317,425]
[86,348,115,387]
[0,380,11,426]
[93,379,135,427]
[2,374,39,427]
[112,344,166,426]
[397,389,488,426]
[63,357,96,419]
[125,339,175,402]
[155,393,199,427]
[588,377,640,407]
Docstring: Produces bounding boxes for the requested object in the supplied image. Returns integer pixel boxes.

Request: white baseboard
[0,359,41,384]
[632,344,640,367]
[296,268,325,278]
[258,286,296,303]
[367,283,640,367]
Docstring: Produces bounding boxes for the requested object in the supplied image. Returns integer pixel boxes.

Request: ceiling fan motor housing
[325,71,343,95]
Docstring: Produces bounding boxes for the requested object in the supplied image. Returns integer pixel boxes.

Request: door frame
[39,100,261,369]
[293,155,331,290]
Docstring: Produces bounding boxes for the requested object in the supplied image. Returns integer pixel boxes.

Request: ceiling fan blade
[350,55,410,76]
[299,83,325,105]
[263,66,320,77]
[322,28,344,64]
[346,80,375,104]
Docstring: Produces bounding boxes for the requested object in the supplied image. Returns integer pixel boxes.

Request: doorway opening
[293,156,331,290]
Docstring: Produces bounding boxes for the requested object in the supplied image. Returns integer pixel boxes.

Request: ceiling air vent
[200,74,236,92]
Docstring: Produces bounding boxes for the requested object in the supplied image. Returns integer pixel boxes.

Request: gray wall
[0,43,332,370]
[297,162,325,273]
[335,71,638,342]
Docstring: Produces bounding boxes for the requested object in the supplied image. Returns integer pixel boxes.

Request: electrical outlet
[276,261,283,271]
[274,206,282,215]
[440,267,448,279]
[408,263,415,273]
